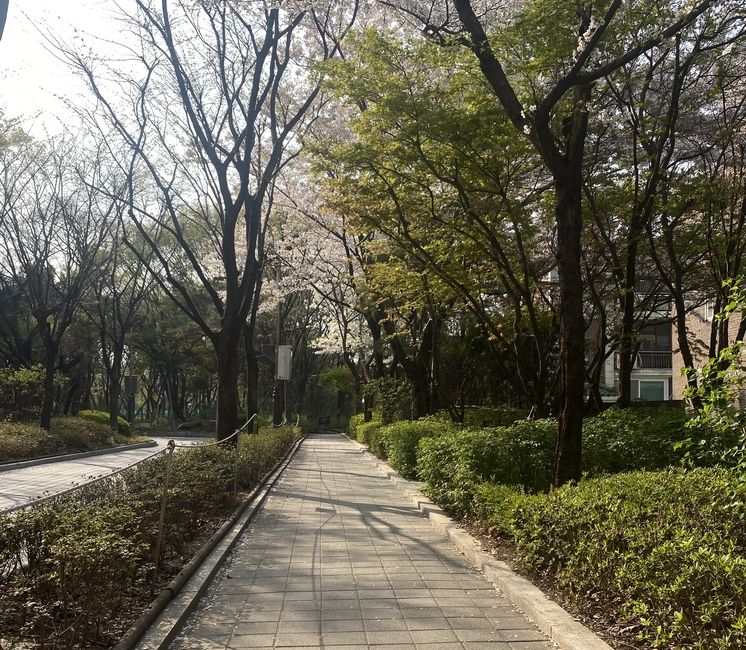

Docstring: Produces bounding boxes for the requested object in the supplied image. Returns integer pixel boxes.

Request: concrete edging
[347,435,612,650]
[0,440,158,473]
[116,435,307,650]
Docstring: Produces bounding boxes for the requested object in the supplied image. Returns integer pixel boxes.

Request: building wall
[672,302,743,399]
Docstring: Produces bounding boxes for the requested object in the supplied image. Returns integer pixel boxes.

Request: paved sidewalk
[173,433,554,649]
[0,436,200,511]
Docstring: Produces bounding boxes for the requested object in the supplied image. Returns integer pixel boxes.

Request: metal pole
[152,439,175,595]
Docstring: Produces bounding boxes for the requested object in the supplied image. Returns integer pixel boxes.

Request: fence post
[152,439,175,595]
[233,428,241,499]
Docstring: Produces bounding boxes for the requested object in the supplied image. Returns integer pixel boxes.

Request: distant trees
[0,138,112,429]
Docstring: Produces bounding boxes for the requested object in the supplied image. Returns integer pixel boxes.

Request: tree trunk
[40,343,58,431]
[109,343,124,433]
[553,177,585,486]
[244,334,259,433]
[617,266,638,406]
[215,331,240,443]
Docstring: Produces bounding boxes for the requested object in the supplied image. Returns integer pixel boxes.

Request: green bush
[582,406,686,474]
[0,422,59,463]
[417,420,556,513]
[459,405,527,427]
[0,365,49,422]
[348,412,366,436]
[0,425,298,647]
[0,417,138,463]
[507,468,746,649]
[356,420,385,456]
[381,419,460,479]
[78,409,132,436]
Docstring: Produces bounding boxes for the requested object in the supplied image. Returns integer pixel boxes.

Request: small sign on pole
[124,375,140,395]
[275,345,292,380]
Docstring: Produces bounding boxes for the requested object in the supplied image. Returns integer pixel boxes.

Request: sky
[0,0,117,135]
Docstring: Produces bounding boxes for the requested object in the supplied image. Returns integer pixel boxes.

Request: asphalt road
[0,435,204,511]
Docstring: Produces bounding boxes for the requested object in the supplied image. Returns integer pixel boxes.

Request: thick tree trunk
[553,177,585,486]
[617,268,637,406]
[215,331,240,443]
[40,343,58,431]
[109,344,124,433]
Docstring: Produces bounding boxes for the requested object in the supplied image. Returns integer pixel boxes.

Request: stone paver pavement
[173,433,555,650]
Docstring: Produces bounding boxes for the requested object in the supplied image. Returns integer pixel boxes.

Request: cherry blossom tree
[61,0,362,440]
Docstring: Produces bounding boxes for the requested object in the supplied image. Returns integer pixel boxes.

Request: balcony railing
[634,351,672,369]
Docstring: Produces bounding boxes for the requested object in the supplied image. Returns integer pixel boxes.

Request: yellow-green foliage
[78,409,132,436]
[0,417,135,463]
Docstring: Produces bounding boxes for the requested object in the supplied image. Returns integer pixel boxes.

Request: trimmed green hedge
[348,412,366,435]
[355,420,385,457]
[0,417,143,464]
[78,409,132,436]
[380,419,459,479]
[583,406,686,474]
[417,420,556,513]
[471,469,746,649]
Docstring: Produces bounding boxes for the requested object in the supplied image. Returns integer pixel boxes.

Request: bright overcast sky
[0,0,120,135]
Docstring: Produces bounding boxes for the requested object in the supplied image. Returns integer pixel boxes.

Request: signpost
[123,375,139,423]
[273,345,292,426]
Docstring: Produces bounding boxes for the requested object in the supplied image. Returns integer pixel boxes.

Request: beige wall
[672,302,743,399]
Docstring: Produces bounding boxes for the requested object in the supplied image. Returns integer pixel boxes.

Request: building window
[639,380,665,401]
[638,323,672,351]
[703,299,716,322]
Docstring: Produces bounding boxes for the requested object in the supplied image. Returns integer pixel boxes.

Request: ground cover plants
[348,407,744,648]
[0,424,300,648]
[0,415,148,464]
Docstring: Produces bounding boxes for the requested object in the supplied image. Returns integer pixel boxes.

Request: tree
[0,139,113,429]
[314,30,559,416]
[63,0,361,441]
[84,223,153,431]
[392,0,727,484]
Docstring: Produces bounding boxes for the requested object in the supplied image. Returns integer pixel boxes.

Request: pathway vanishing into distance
[0,435,201,511]
[173,433,554,650]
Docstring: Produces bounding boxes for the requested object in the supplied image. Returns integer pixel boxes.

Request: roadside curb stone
[349,436,612,650]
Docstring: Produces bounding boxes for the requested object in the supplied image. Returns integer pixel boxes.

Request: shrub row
[473,469,746,649]
[349,406,687,493]
[0,425,300,647]
[0,416,142,464]
[78,409,132,436]
[350,407,739,647]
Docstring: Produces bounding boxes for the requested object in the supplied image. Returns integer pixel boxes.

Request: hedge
[582,406,686,474]
[471,468,746,649]
[0,425,300,647]
[78,409,132,436]
[381,419,461,479]
[417,420,556,513]
[0,417,141,464]
[355,420,385,457]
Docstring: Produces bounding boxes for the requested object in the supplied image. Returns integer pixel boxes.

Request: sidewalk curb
[117,435,306,650]
[0,440,158,473]
[347,435,612,650]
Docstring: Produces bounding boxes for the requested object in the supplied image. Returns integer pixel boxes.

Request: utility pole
[272,296,283,427]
